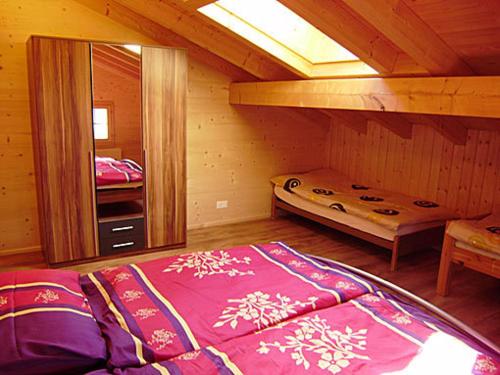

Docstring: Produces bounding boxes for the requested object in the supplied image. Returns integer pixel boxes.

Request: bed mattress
[275,186,447,241]
[448,214,500,255]
[272,169,458,232]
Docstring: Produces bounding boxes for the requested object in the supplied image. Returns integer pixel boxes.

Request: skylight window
[199,0,378,77]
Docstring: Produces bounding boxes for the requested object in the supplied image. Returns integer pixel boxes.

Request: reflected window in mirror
[92,101,114,147]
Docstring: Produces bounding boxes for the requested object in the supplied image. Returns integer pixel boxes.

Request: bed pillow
[0,269,107,374]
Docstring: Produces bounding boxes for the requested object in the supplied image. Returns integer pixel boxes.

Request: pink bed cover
[95,157,143,187]
[82,242,500,374]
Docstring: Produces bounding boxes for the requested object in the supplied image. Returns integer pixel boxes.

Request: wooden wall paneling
[445,141,466,211]
[143,47,187,248]
[479,133,499,214]
[468,131,490,214]
[427,128,444,202]
[436,136,454,205]
[27,37,98,263]
[494,134,500,212]
[384,129,398,190]
[376,124,389,186]
[328,110,367,134]
[430,120,467,146]
[328,117,500,217]
[457,131,479,215]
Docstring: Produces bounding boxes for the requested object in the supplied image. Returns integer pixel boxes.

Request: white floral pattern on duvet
[213,291,318,330]
[0,296,7,307]
[257,315,369,374]
[162,251,254,279]
[147,329,176,350]
[122,290,144,302]
[474,357,497,373]
[133,308,159,320]
[112,272,132,284]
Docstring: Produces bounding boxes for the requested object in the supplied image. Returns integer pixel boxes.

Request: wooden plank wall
[328,120,500,217]
[92,61,142,163]
[186,63,329,228]
[0,0,328,266]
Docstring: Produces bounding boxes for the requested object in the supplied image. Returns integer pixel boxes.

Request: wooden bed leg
[390,236,400,272]
[437,233,454,296]
[271,195,278,219]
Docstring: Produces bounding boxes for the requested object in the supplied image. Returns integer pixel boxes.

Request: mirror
[90,43,145,255]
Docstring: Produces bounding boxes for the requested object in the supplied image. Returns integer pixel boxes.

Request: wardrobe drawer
[99,234,145,256]
[98,217,144,239]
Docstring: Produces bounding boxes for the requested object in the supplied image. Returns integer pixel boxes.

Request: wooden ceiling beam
[278,0,399,74]
[229,76,500,119]
[181,0,216,10]
[110,0,297,80]
[339,0,474,75]
[76,0,269,81]
[364,112,413,139]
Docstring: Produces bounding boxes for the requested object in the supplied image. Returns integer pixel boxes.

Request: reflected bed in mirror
[94,155,143,204]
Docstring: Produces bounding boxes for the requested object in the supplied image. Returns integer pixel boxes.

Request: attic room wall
[92,63,142,163]
[0,0,328,266]
[328,120,500,217]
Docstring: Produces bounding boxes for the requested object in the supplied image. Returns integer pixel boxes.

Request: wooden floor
[61,215,499,346]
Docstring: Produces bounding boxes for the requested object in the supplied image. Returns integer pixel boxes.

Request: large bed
[0,242,498,374]
[271,169,459,271]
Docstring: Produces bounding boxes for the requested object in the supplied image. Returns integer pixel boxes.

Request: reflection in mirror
[91,43,145,255]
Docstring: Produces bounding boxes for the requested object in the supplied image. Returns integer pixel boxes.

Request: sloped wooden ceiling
[92,44,141,79]
[406,0,500,75]
[76,0,500,133]
[77,0,500,79]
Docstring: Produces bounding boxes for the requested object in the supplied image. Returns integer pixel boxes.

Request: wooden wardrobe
[27,36,187,265]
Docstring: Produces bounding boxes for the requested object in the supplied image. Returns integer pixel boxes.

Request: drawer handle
[112,241,135,249]
[111,225,134,232]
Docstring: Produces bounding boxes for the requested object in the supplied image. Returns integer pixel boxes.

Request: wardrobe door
[27,37,98,263]
[142,47,187,248]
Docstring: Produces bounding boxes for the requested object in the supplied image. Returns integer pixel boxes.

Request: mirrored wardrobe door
[90,43,145,256]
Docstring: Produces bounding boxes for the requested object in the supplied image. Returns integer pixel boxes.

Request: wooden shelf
[97,200,144,223]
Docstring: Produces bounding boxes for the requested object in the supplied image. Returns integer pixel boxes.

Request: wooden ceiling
[76,0,500,132]
[92,44,141,79]
[78,0,500,79]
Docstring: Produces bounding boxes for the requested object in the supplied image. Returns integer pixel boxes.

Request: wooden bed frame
[272,194,445,271]
[437,224,500,296]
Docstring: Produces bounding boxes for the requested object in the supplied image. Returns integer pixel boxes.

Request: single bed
[95,156,143,204]
[2,242,498,374]
[437,214,500,296]
[271,169,459,271]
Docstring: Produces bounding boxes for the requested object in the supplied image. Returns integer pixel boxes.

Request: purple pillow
[0,269,107,374]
